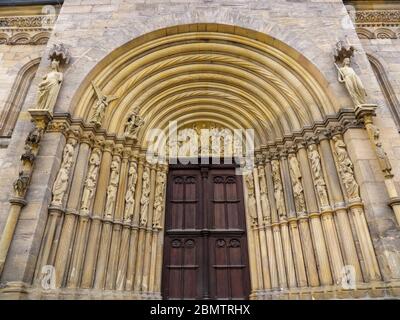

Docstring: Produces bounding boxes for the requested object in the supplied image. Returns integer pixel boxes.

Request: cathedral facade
[0,0,400,300]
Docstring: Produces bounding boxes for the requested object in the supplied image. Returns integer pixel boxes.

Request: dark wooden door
[162,164,250,300]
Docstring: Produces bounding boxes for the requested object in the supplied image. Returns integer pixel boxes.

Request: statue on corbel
[31,43,70,115]
[89,82,119,127]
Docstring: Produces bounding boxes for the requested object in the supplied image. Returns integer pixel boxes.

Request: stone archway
[21,24,387,299]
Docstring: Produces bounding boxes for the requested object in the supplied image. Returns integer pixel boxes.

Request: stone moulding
[352,10,400,39]
[0,14,56,45]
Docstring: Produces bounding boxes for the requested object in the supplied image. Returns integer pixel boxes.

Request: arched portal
[34,24,383,299]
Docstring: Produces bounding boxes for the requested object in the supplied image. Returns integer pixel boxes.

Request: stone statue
[336,57,367,107]
[332,136,360,200]
[245,173,258,225]
[258,166,271,222]
[124,162,138,221]
[308,144,329,208]
[51,140,76,206]
[80,149,101,212]
[288,154,306,213]
[153,170,167,228]
[370,126,392,175]
[140,166,151,227]
[271,160,286,219]
[124,109,145,139]
[35,59,63,112]
[104,159,120,217]
[90,82,118,127]
[13,171,30,198]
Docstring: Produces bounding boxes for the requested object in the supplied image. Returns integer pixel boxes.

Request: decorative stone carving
[80,149,101,212]
[26,126,43,146]
[271,160,286,219]
[308,144,330,209]
[153,170,167,228]
[48,43,70,65]
[13,171,30,198]
[51,139,77,206]
[332,136,360,201]
[370,126,392,176]
[140,166,151,227]
[104,159,121,218]
[258,166,271,223]
[35,59,63,112]
[89,82,118,127]
[288,154,306,214]
[124,162,138,221]
[124,109,145,139]
[245,173,258,226]
[20,144,35,165]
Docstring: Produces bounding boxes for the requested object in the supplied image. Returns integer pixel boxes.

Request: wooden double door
[162,164,251,300]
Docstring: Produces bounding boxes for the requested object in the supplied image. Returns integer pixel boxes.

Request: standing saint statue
[245,173,258,225]
[36,59,63,112]
[124,162,138,221]
[90,82,118,127]
[140,167,151,227]
[152,171,167,228]
[80,149,101,212]
[336,57,367,107]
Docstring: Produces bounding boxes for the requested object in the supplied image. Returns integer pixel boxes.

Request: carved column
[94,145,122,289]
[253,154,271,290]
[141,163,158,292]
[66,136,101,288]
[298,140,332,286]
[243,170,261,295]
[287,145,319,287]
[150,164,168,295]
[105,148,130,290]
[271,153,296,288]
[35,129,80,283]
[258,154,279,289]
[317,130,363,283]
[80,140,114,288]
[265,154,287,289]
[116,154,138,291]
[133,161,151,292]
[53,131,93,288]
[125,155,145,290]
[331,127,381,282]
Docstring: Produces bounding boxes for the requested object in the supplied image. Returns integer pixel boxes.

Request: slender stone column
[264,155,287,289]
[116,154,138,291]
[287,145,318,287]
[271,154,296,288]
[134,161,151,292]
[317,130,363,283]
[125,155,145,290]
[150,164,168,296]
[141,163,157,292]
[53,132,93,287]
[259,154,279,289]
[94,145,123,289]
[331,127,381,282]
[298,140,332,286]
[243,172,261,296]
[281,148,307,288]
[80,140,113,288]
[253,155,271,290]
[35,129,80,283]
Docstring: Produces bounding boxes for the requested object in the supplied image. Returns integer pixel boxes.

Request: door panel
[162,164,250,300]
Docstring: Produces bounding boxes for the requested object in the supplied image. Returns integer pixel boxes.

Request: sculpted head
[51,59,60,71]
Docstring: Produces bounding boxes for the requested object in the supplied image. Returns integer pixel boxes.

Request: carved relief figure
[35,60,63,112]
[271,160,286,219]
[308,144,329,208]
[104,159,120,218]
[124,109,145,139]
[245,173,258,225]
[336,57,367,107]
[332,136,360,200]
[80,149,101,212]
[140,166,151,227]
[13,171,30,198]
[90,82,118,127]
[153,170,167,228]
[370,126,392,175]
[51,140,76,206]
[288,154,306,213]
[258,166,271,222]
[124,162,138,221]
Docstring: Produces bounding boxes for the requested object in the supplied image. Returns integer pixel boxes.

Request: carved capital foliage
[47,119,69,133]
